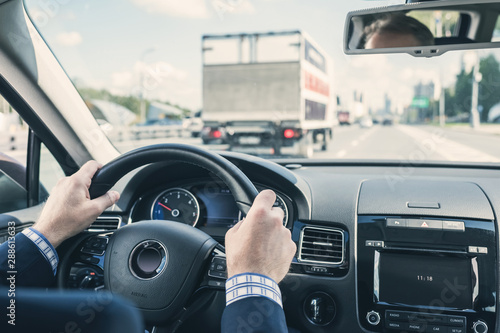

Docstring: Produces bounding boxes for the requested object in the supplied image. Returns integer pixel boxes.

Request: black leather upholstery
[0,288,143,333]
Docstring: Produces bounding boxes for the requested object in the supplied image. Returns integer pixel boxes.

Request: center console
[357,215,497,333]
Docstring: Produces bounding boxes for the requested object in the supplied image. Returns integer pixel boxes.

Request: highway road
[114,124,500,163]
[3,124,500,192]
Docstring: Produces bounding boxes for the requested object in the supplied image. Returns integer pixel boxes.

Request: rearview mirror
[344,0,500,57]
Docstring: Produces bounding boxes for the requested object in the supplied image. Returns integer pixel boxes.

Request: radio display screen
[377,252,473,309]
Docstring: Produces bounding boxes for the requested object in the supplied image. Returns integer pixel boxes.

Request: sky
[22,0,500,113]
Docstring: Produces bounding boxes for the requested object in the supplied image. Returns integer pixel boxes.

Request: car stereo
[357,216,497,333]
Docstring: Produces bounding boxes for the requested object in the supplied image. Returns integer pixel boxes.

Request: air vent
[88,216,121,231]
[298,226,344,265]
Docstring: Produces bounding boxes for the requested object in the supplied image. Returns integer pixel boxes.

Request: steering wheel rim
[89,143,258,214]
[60,144,259,325]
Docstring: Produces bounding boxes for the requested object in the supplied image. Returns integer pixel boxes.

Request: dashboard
[128,181,293,241]
[56,154,500,333]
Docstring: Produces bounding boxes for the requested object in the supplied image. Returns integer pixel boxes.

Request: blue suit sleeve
[221,296,288,333]
[0,233,55,288]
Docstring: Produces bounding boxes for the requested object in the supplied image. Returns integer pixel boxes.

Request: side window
[0,95,65,213]
[40,143,65,194]
[0,96,28,213]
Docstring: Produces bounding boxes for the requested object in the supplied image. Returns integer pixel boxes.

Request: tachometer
[151,188,200,227]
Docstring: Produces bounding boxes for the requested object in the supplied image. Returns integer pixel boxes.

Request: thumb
[91,190,120,213]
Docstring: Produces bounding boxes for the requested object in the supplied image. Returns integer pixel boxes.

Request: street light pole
[470,53,482,129]
[139,47,156,123]
[439,86,445,127]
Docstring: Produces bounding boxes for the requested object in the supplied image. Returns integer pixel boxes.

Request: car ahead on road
[1,0,500,333]
[359,116,374,128]
[183,110,204,138]
[200,125,228,145]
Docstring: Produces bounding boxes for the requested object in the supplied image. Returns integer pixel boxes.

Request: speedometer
[151,188,200,227]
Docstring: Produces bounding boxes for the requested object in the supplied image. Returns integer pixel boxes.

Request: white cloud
[111,71,134,89]
[129,0,255,19]
[108,61,200,109]
[130,0,210,19]
[55,32,82,46]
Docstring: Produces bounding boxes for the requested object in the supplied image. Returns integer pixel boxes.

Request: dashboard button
[426,325,447,332]
[386,321,403,329]
[386,218,407,228]
[406,322,426,331]
[472,320,488,333]
[407,219,442,230]
[366,311,380,326]
[449,328,465,333]
[386,311,408,321]
[442,221,465,232]
[446,316,466,326]
[477,247,488,254]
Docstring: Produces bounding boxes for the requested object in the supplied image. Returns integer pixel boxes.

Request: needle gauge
[151,188,200,227]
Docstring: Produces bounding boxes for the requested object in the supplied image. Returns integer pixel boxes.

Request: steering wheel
[67,144,258,325]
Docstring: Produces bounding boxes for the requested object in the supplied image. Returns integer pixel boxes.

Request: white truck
[201,30,336,157]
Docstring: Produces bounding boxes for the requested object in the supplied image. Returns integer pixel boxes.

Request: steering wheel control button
[386,218,407,228]
[303,292,336,326]
[80,255,99,265]
[366,311,380,326]
[473,320,488,333]
[208,256,227,279]
[81,236,109,256]
[129,240,167,280]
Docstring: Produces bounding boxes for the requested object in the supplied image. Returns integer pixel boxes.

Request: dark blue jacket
[222,296,288,332]
[0,232,55,288]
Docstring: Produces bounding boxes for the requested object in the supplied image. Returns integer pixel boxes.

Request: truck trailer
[201,30,335,157]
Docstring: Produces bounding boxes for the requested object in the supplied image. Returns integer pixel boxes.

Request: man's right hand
[225,190,296,283]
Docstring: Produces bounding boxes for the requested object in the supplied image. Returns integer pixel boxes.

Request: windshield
[23,0,500,163]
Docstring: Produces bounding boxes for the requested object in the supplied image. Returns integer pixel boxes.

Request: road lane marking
[336,150,347,158]
[398,125,500,163]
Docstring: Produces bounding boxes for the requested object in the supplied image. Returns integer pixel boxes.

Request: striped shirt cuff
[225,273,282,308]
[22,228,59,276]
